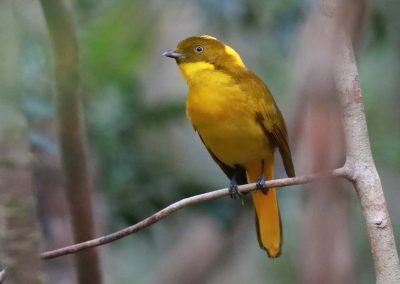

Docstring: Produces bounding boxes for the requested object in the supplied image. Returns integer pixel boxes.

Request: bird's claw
[229,182,242,199]
[256,175,269,194]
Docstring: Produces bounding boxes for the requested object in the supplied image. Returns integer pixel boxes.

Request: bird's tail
[247,161,282,257]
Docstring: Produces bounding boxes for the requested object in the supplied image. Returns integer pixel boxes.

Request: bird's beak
[162,49,184,59]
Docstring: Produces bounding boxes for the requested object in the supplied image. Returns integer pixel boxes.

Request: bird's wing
[256,83,296,177]
[198,134,248,185]
[256,108,295,178]
[239,70,295,178]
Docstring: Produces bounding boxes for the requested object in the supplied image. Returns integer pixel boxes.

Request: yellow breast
[181,62,274,166]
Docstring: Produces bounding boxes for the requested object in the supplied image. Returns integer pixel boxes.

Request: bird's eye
[194,45,204,53]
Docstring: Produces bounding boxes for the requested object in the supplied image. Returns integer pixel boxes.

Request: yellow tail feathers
[252,189,282,257]
[246,160,282,257]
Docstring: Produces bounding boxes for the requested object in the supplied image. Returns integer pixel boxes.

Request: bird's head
[163,35,245,81]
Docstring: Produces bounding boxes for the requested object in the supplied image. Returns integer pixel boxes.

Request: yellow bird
[163,35,295,257]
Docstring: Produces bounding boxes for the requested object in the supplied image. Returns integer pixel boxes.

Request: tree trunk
[292,4,354,283]
[39,1,102,283]
[0,1,43,283]
[329,0,400,282]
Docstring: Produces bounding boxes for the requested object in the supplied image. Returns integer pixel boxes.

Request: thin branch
[41,167,347,260]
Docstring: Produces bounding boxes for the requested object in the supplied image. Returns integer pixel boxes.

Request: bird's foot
[229,181,242,199]
[256,175,269,194]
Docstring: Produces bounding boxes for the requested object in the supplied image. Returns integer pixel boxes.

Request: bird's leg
[229,174,242,199]
[256,160,269,194]
[256,175,269,194]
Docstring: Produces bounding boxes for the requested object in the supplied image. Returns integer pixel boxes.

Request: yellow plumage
[184,65,273,166]
[164,35,295,257]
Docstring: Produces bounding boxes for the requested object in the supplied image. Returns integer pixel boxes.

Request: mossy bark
[0,2,44,282]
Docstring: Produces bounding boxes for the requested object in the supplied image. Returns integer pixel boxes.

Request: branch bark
[328,1,400,283]
[41,168,347,259]
[335,35,400,283]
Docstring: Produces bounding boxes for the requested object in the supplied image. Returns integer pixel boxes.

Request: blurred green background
[5,0,400,283]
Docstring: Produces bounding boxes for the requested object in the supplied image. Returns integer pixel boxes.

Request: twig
[41,167,347,260]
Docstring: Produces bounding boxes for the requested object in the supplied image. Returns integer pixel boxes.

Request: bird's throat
[178,61,215,83]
